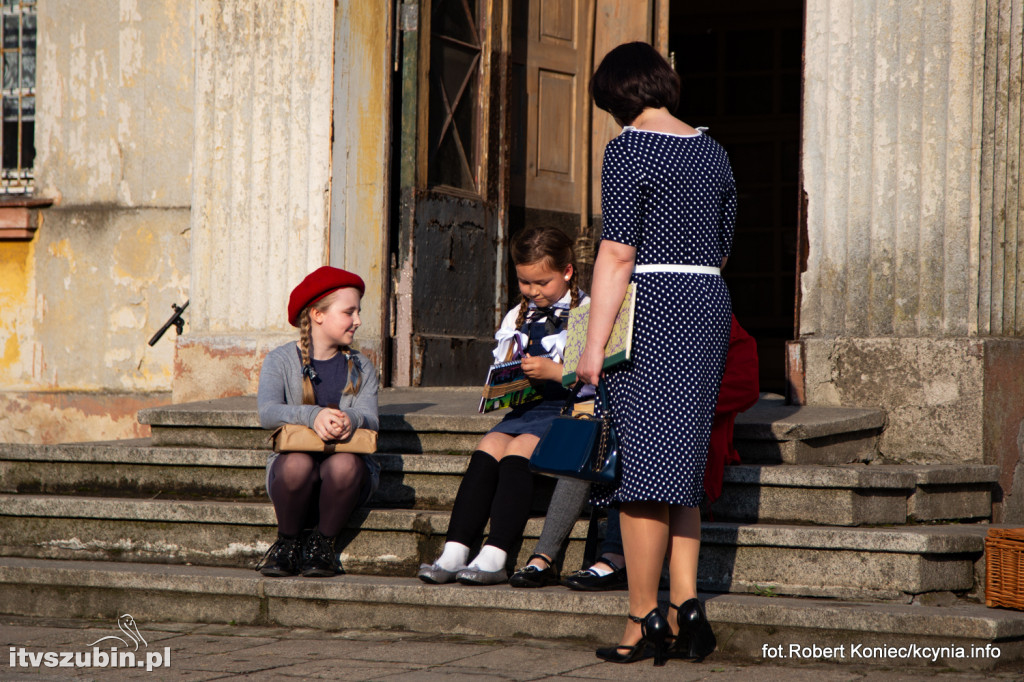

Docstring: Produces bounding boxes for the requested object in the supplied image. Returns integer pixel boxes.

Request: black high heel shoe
[669,598,716,660]
[595,608,670,666]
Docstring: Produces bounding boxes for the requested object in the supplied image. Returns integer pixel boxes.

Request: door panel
[520,0,591,214]
[409,191,496,384]
[536,71,574,175]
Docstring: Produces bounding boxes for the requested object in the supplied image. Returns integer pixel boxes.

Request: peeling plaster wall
[0,241,36,386]
[35,0,194,207]
[177,0,335,403]
[0,0,194,443]
[188,0,333,338]
[178,0,392,401]
[28,209,190,391]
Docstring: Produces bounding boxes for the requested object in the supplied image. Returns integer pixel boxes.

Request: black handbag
[530,379,620,485]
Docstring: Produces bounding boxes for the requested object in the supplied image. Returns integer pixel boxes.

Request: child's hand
[314,408,351,441]
[521,354,562,382]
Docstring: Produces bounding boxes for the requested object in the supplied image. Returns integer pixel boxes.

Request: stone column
[329,0,394,373]
[177,0,336,401]
[799,0,1024,519]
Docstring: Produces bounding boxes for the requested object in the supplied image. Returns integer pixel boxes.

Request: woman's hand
[576,344,606,386]
[314,408,351,441]
[521,354,562,382]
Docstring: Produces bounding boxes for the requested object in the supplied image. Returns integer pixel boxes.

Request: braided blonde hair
[511,226,581,329]
[298,290,362,404]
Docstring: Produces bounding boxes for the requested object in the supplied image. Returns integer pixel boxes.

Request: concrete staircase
[1,388,1021,669]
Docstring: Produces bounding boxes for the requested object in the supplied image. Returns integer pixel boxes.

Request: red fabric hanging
[704,315,760,505]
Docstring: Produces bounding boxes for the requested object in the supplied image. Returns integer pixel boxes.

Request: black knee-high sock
[485,455,534,552]
[446,450,500,546]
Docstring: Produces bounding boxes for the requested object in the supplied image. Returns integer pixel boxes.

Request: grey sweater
[257,341,379,432]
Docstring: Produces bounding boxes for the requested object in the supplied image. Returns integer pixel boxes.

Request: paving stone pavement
[1,615,1018,681]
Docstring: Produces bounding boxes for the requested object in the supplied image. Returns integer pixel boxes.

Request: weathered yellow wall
[0,0,194,443]
[0,240,35,386]
[175,0,392,402]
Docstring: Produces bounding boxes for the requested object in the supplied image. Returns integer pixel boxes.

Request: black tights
[446,450,534,553]
[268,451,368,537]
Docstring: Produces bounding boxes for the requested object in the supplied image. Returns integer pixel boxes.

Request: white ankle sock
[435,542,470,571]
[467,544,507,572]
[589,562,613,577]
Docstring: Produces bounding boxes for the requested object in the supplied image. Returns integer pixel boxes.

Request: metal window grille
[1,0,34,194]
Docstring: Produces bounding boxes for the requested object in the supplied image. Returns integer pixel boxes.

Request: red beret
[288,266,365,327]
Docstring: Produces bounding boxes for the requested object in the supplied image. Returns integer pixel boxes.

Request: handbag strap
[561,377,614,417]
[561,380,591,415]
[596,378,613,418]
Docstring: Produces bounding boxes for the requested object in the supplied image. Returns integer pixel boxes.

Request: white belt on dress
[633,264,721,276]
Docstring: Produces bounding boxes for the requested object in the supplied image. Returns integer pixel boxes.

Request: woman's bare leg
[616,500,669,647]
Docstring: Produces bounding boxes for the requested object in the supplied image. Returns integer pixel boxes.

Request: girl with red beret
[255,266,380,577]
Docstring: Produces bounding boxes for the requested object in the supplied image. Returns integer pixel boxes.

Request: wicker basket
[985,528,1024,610]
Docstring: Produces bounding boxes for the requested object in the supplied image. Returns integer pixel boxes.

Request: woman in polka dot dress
[577,42,735,666]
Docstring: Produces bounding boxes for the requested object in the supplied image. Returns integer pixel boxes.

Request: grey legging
[533,477,623,567]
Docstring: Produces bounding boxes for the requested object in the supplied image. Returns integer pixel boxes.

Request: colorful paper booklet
[478,358,543,413]
[561,283,636,386]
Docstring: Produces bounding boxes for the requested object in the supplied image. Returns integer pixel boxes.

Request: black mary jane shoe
[669,598,716,660]
[509,554,560,588]
[596,608,670,667]
[562,557,627,591]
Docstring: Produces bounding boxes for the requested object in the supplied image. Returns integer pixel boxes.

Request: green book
[478,359,542,413]
[561,283,636,386]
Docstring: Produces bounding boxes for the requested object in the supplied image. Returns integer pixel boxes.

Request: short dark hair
[590,42,680,124]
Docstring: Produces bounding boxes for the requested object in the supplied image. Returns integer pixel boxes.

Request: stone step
[0,494,589,577]
[0,557,1020,669]
[732,396,885,464]
[699,522,988,602]
[137,389,503,452]
[0,442,552,512]
[0,494,992,600]
[137,391,886,464]
[0,440,268,500]
[2,442,995,524]
[711,463,999,525]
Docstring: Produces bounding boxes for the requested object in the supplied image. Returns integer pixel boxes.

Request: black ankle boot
[670,598,716,660]
[300,529,341,577]
[596,608,671,666]
[255,534,300,577]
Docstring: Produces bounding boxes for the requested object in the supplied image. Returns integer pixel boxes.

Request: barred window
[1,0,34,195]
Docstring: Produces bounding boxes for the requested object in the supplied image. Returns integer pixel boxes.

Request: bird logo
[87,614,149,651]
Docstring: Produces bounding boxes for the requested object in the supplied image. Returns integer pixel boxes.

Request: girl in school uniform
[418,226,589,585]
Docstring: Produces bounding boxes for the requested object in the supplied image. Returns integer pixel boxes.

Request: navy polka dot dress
[592,127,736,508]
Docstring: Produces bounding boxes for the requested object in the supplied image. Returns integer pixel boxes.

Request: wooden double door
[392,0,595,386]
[392,0,803,394]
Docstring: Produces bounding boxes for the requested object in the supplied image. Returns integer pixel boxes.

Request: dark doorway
[669,0,803,394]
